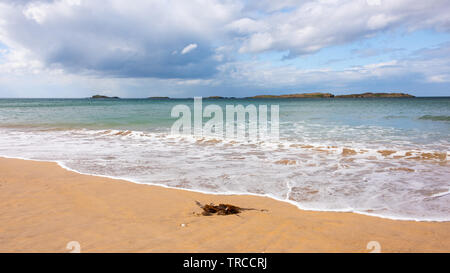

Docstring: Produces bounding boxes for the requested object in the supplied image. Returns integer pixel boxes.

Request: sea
[0,97,449,221]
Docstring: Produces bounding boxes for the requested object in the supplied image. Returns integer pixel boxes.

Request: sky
[0,0,450,98]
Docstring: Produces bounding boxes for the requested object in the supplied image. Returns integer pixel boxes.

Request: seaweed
[195,201,266,216]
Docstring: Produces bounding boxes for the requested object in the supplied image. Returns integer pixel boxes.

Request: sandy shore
[0,157,448,252]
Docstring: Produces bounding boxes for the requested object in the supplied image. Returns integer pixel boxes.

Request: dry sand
[0,157,448,252]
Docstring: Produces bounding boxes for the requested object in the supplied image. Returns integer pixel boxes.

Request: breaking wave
[0,127,448,222]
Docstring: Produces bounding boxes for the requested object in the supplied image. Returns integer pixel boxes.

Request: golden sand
[0,157,449,253]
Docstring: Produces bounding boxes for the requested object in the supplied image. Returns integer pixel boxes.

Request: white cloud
[174,79,216,86]
[239,32,273,53]
[367,14,397,30]
[0,47,45,75]
[2,0,450,76]
[226,18,266,34]
[427,75,450,83]
[366,0,381,6]
[218,43,450,88]
[181,43,198,55]
[22,3,47,23]
[236,0,450,55]
[0,0,450,97]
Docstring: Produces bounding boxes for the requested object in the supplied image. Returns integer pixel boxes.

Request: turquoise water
[0,97,449,221]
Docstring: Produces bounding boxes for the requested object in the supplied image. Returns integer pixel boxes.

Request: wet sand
[0,157,448,252]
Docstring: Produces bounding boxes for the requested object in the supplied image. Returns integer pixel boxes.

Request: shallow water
[0,97,449,221]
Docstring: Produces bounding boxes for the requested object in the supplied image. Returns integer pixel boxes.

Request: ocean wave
[0,127,448,222]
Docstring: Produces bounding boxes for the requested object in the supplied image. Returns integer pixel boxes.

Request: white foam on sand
[0,127,448,222]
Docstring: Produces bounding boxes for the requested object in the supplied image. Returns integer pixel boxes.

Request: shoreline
[1,154,448,223]
[0,157,449,252]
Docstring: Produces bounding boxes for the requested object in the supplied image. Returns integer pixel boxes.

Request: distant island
[247,92,414,99]
[205,96,225,99]
[147,96,170,99]
[90,92,415,99]
[335,92,415,98]
[248,92,334,99]
[204,96,238,99]
[91,95,120,99]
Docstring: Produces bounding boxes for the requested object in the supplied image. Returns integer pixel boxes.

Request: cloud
[2,42,450,97]
[427,75,449,83]
[181,43,198,55]
[218,42,450,89]
[1,0,450,78]
[235,0,450,56]
[0,0,241,78]
[0,0,450,97]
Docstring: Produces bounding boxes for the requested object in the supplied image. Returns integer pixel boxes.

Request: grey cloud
[1,0,450,81]
[0,0,239,78]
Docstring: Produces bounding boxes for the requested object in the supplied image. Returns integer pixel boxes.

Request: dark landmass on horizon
[334,92,415,98]
[248,92,334,98]
[148,96,170,99]
[91,95,120,99]
[90,92,417,100]
[247,92,415,98]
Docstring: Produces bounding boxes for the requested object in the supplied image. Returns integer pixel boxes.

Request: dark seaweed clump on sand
[195,201,266,216]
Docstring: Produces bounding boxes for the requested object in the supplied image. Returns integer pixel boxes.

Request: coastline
[0,157,449,252]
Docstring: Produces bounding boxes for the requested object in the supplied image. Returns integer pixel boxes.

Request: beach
[1,157,449,253]
[1,0,450,258]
